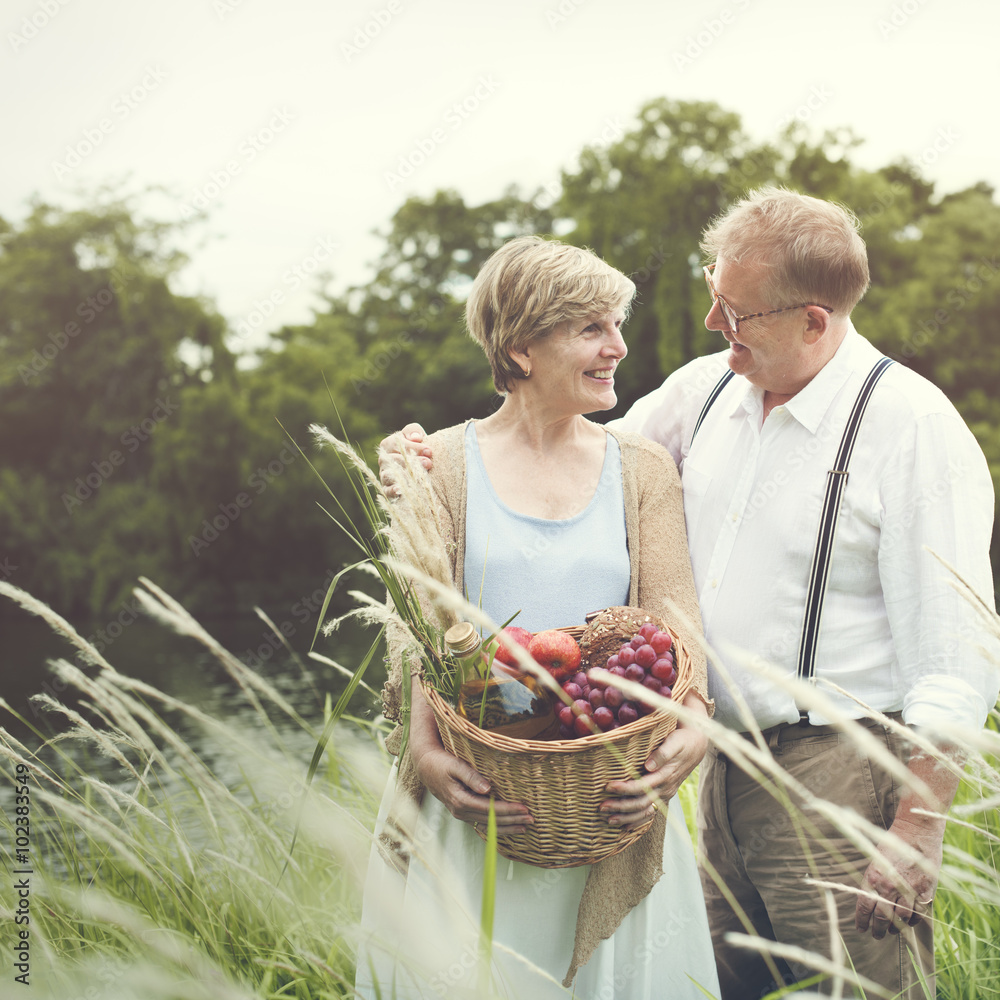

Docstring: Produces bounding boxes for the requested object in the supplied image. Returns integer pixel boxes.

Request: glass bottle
[445,622,558,740]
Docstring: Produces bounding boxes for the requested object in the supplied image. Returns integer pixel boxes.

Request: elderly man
[380,188,998,998]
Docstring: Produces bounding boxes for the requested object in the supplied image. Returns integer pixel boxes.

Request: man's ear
[802,305,833,345]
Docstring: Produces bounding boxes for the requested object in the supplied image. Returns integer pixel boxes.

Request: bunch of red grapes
[557,623,676,739]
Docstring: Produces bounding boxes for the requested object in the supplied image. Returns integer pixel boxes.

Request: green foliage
[559,98,768,399]
[3,100,999,625]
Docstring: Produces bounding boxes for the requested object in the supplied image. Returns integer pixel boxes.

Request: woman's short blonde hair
[466,236,636,393]
[700,187,870,315]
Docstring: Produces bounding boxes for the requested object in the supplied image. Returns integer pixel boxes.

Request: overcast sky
[5,0,999,343]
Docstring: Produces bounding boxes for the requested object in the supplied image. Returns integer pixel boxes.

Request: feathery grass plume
[0,579,117,672]
[135,577,312,745]
[81,775,170,830]
[596,663,999,993]
[48,656,162,757]
[0,725,70,794]
[929,548,1000,635]
[309,421,453,592]
[34,693,147,784]
[0,619,391,998]
[305,420,482,769]
[323,593,413,641]
[32,785,159,878]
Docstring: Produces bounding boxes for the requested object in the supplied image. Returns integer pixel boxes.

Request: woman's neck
[477,396,599,452]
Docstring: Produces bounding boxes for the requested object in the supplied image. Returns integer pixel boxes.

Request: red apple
[528,630,582,681]
[493,626,534,668]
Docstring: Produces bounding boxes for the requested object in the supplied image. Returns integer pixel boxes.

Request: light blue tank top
[463,422,630,633]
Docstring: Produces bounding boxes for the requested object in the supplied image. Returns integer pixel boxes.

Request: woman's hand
[599,694,708,830]
[413,744,533,834]
[409,673,532,834]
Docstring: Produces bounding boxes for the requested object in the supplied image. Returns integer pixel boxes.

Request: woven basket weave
[421,624,693,868]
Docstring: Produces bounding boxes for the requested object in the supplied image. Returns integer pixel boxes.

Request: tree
[557,98,782,406]
[0,198,235,616]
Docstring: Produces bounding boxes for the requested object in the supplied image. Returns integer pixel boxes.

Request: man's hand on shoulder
[378,422,433,497]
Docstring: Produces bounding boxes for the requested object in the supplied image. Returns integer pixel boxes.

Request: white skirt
[355,762,719,999]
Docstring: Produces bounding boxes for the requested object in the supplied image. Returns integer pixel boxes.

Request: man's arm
[857,405,999,935]
[855,741,961,936]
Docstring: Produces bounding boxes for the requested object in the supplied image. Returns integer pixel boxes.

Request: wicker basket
[421,624,693,868]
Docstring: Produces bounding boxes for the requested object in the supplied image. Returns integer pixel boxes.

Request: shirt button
[711,579,719,588]
[731,513,738,523]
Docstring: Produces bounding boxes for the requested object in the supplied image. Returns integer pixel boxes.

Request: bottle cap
[445,621,480,655]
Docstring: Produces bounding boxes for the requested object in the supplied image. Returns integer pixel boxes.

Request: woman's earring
[522,368,530,378]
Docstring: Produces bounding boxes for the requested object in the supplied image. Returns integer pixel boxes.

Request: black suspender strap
[691,370,736,445]
[795,356,895,721]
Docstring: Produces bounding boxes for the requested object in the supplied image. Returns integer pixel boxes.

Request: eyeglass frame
[703,264,833,336]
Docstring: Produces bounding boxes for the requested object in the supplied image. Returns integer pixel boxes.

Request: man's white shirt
[614,325,998,734]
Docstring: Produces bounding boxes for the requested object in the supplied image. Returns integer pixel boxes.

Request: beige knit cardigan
[379,420,711,987]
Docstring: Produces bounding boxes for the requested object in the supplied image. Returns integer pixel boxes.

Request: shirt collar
[719,324,871,434]
[782,323,870,434]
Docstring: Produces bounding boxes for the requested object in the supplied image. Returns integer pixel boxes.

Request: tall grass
[934,713,1000,999]
[1,573,998,999]
[0,579,385,999]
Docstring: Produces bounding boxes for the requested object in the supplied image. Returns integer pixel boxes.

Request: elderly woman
[357,236,718,999]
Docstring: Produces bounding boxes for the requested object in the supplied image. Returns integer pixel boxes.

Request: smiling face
[510,310,627,417]
[705,258,832,398]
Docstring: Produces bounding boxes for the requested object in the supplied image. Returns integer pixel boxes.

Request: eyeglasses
[703,264,833,337]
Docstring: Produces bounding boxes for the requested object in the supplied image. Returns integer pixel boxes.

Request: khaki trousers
[697,717,934,999]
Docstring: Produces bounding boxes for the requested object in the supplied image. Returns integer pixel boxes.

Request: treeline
[2,98,999,624]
